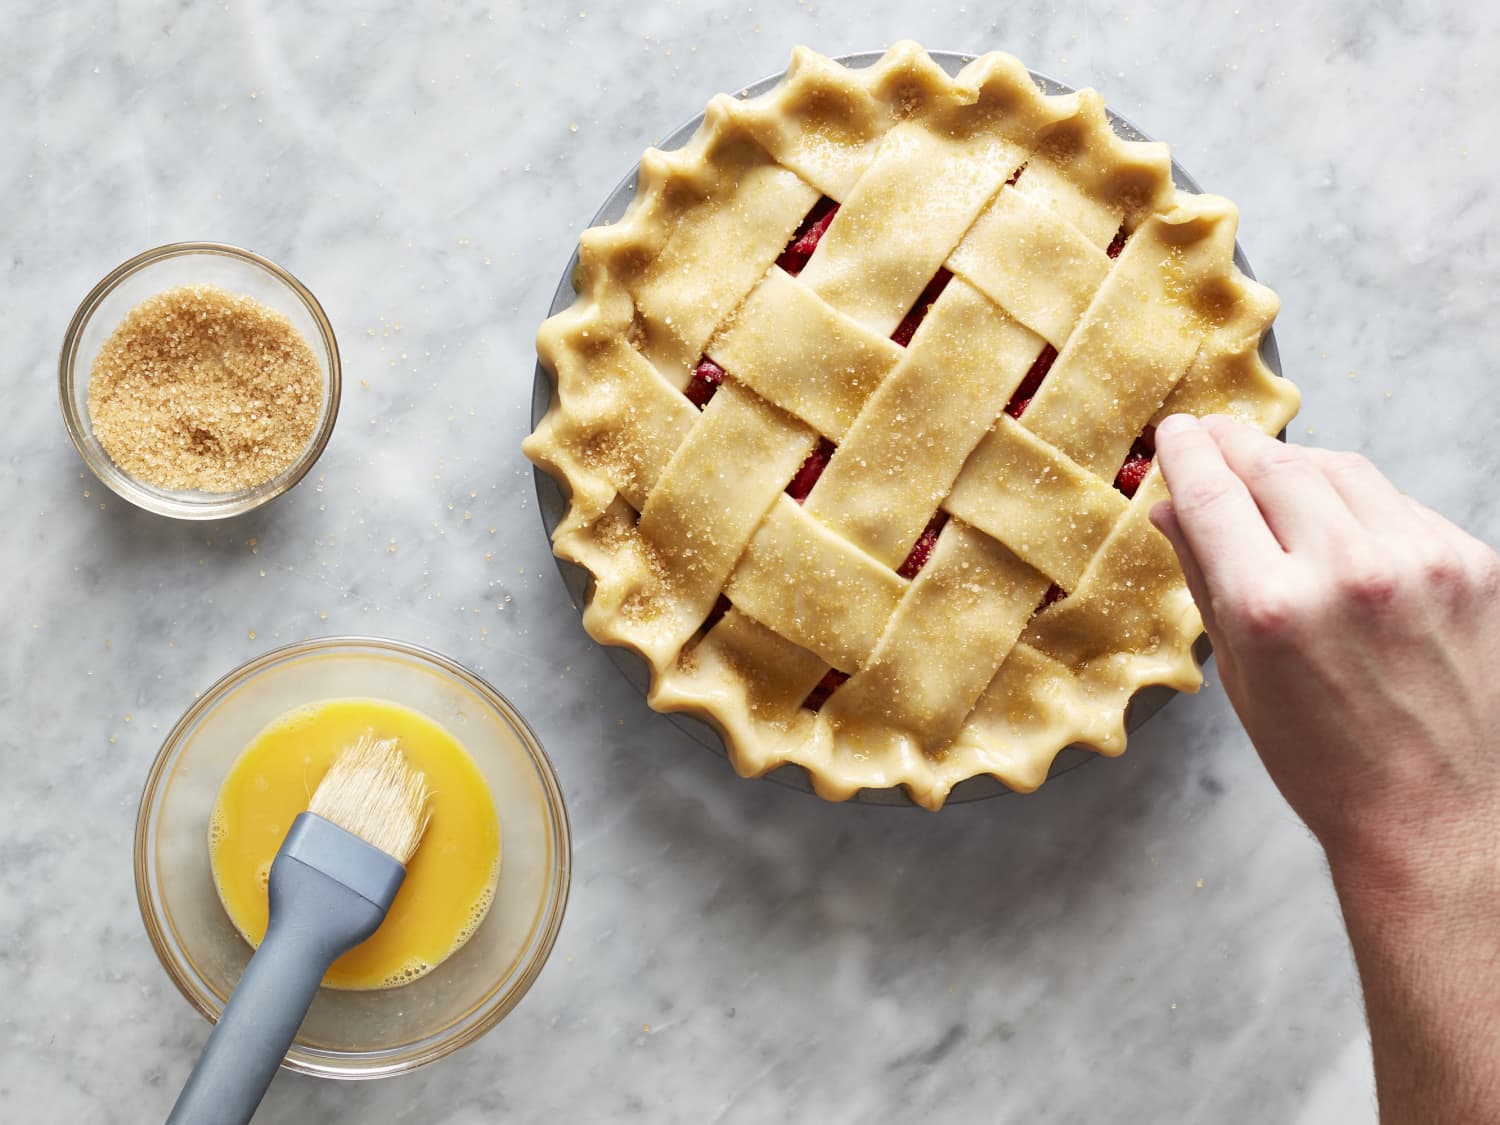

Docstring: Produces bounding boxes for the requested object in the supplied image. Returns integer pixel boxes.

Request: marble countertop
[6,1,1496,1121]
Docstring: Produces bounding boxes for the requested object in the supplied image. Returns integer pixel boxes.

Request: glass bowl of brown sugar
[60,243,341,520]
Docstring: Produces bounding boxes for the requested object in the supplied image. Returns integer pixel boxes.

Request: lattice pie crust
[525,43,1300,809]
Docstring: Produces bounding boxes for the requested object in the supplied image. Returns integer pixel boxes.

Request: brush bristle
[308,733,432,864]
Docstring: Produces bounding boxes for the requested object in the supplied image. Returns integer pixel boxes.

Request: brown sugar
[87,284,324,492]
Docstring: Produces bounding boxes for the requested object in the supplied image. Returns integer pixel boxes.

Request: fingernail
[1155,414,1199,437]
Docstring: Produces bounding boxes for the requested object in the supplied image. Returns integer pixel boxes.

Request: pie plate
[529,49,1277,806]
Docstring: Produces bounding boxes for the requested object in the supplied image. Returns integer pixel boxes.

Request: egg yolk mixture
[209,698,500,990]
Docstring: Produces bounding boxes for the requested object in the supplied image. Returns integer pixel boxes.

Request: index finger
[1152,414,1285,593]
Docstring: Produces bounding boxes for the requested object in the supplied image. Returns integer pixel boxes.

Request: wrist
[1325,823,1500,941]
[1325,821,1500,1125]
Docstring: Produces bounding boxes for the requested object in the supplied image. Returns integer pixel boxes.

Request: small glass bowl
[135,637,572,1079]
[59,242,341,520]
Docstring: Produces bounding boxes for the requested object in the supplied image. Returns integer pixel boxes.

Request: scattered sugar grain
[87,284,323,492]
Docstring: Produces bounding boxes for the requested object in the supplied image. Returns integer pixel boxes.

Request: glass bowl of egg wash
[59,242,340,519]
[135,637,572,1078]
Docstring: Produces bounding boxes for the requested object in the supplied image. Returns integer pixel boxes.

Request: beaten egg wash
[209,698,500,990]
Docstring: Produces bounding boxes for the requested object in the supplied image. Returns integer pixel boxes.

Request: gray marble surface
[4,1,1495,1121]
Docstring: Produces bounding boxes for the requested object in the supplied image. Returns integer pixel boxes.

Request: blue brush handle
[167,814,407,1125]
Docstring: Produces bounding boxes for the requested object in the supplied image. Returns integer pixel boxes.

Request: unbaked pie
[525,43,1300,808]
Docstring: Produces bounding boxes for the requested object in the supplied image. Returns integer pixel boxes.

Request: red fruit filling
[777,198,841,276]
[891,269,953,347]
[684,357,727,409]
[1005,162,1027,187]
[1106,225,1128,260]
[1004,344,1058,418]
[786,438,836,503]
[1115,454,1151,497]
[1039,583,1065,610]
[1113,427,1156,498]
[803,668,850,711]
[897,513,947,579]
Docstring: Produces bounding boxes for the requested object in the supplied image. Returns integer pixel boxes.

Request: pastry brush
[166,733,431,1125]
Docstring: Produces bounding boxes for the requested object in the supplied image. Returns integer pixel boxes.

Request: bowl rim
[59,241,343,521]
[134,634,573,1079]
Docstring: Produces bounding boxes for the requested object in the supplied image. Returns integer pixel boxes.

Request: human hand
[1150,413,1500,1123]
[1149,414,1500,886]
